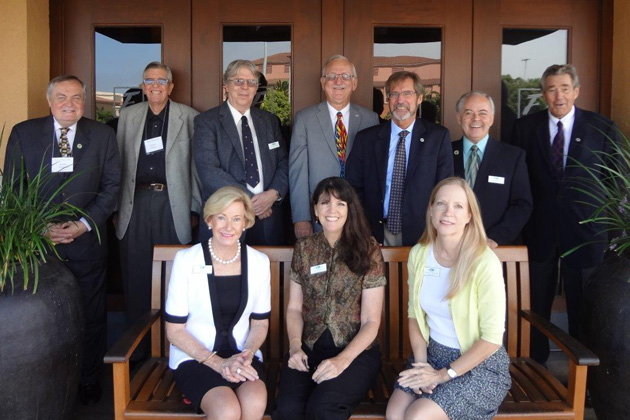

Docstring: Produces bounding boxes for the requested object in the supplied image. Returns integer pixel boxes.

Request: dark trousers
[272,330,381,420]
[64,258,107,385]
[244,208,286,246]
[120,190,179,326]
[529,248,596,364]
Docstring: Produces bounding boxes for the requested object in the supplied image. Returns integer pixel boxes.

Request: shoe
[78,382,102,405]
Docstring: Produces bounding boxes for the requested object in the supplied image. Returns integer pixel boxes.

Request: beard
[391,104,414,122]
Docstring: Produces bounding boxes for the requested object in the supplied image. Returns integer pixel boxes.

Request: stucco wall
[612,0,630,137]
[0,0,50,168]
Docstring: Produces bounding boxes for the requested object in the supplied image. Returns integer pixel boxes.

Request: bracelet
[242,348,254,356]
[289,337,302,348]
[200,351,217,364]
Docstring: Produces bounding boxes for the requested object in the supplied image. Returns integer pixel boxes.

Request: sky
[502,30,567,79]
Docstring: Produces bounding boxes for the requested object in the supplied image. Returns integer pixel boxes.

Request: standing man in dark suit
[511,64,619,364]
[193,59,288,245]
[115,62,200,334]
[452,91,532,246]
[346,71,453,246]
[289,55,379,238]
[4,75,120,403]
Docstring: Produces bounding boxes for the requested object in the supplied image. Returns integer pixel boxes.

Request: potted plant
[563,127,630,420]
[0,124,87,420]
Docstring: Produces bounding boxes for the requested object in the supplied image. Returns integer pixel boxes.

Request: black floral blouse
[291,232,386,349]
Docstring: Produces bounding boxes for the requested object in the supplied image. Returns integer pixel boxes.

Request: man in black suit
[193,59,288,245]
[346,71,453,246]
[452,91,532,246]
[4,75,120,402]
[511,64,618,364]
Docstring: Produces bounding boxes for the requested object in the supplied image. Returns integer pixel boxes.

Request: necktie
[241,116,260,188]
[551,120,565,178]
[388,130,409,235]
[335,112,348,178]
[466,145,480,188]
[59,127,71,157]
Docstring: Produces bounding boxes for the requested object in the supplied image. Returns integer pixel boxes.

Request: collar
[147,100,169,120]
[327,102,350,122]
[226,100,251,124]
[548,105,575,127]
[53,118,78,133]
[391,119,416,137]
[314,231,341,250]
[463,135,489,157]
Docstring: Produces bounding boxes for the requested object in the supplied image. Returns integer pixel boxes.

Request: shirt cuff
[79,217,92,232]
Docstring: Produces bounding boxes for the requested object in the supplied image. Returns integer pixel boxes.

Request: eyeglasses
[387,91,417,100]
[143,78,169,86]
[229,78,259,88]
[323,73,355,82]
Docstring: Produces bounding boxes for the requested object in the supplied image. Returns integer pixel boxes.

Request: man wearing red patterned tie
[289,55,379,239]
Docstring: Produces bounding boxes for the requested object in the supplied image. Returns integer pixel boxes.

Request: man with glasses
[193,59,288,245]
[346,71,453,246]
[115,61,200,344]
[289,55,379,238]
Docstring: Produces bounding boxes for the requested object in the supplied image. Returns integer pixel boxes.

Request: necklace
[208,238,241,264]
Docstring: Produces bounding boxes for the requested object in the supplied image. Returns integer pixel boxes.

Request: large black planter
[581,252,630,420]
[0,257,83,420]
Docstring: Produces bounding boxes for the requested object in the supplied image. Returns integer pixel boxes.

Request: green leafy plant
[562,127,630,257]
[0,124,93,294]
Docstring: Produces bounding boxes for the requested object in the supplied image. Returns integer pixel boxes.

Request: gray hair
[46,75,87,100]
[385,71,423,96]
[142,61,173,83]
[223,59,261,84]
[321,54,357,78]
[455,91,495,115]
[540,64,580,90]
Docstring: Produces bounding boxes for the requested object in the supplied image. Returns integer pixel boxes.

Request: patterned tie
[59,127,71,157]
[466,144,480,188]
[241,116,260,188]
[388,130,409,235]
[335,112,348,178]
[551,120,565,178]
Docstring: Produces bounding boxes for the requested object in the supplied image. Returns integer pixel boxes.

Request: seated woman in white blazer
[165,186,271,420]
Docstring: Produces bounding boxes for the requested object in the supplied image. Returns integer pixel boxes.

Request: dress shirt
[53,118,91,231]
[548,105,575,168]
[326,102,350,133]
[463,134,489,169]
[226,100,264,194]
[383,120,415,218]
[136,102,168,184]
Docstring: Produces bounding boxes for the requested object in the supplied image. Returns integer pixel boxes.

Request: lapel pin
[420,138,425,142]
[575,138,582,143]
[454,150,460,155]
[77,143,83,149]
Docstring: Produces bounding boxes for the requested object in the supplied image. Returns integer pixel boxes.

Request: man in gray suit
[116,62,200,328]
[193,59,289,245]
[289,55,379,238]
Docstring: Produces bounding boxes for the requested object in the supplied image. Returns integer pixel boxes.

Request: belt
[136,183,167,191]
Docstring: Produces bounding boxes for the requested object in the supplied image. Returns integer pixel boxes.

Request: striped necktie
[466,145,479,187]
[335,112,348,178]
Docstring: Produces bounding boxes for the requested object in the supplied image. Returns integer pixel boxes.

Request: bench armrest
[104,309,161,364]
[521,309,599,366]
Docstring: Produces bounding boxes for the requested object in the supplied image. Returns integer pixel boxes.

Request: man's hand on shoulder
[294,221,313,238]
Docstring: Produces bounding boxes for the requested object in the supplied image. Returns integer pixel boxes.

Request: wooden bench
[105,245,599,420]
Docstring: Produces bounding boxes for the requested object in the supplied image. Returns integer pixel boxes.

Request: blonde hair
[203,186,255,229]
[418,177,488,299]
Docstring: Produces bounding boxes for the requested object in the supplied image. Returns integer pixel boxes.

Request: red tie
[335,112,348,178]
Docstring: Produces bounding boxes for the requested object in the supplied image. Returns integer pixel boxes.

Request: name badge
[424,267,440,277]
[268,141,280,150]
[310,263,327,275]
[51,157,74,173]
[488,175,505,185]
[144,136,164,155]
[193,264,213,274]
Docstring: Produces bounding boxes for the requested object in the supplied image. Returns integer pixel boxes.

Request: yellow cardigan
[407,243,506,353]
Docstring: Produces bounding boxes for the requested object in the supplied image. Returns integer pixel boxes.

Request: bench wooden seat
[105,245,599,420]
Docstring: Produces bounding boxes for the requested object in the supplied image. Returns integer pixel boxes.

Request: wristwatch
[446,364,458,379]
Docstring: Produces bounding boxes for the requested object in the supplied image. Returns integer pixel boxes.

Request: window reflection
[223,26,292,134]
[94,27,161,124]
[373,27,442,124]
[501,29,568,141]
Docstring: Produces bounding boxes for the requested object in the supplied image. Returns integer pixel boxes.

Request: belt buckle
[150,183,164,191]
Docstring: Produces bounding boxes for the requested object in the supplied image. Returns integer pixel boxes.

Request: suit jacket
[4,116,121,261]
[511,107,618,267]
[192,101,289,243]
[346,119,454,245]
[289,101,379,225]
[452,137,532,245]
[115,101,201,244]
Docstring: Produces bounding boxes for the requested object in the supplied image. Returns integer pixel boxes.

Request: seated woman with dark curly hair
[272,177,386,420]
[165,186,270,420]
[386,177,511,420]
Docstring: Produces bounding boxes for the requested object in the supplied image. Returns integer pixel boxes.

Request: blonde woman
[386,177,510,420]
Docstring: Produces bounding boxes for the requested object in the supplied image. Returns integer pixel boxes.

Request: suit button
[379,220,383,224]
[221,331,228,337]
